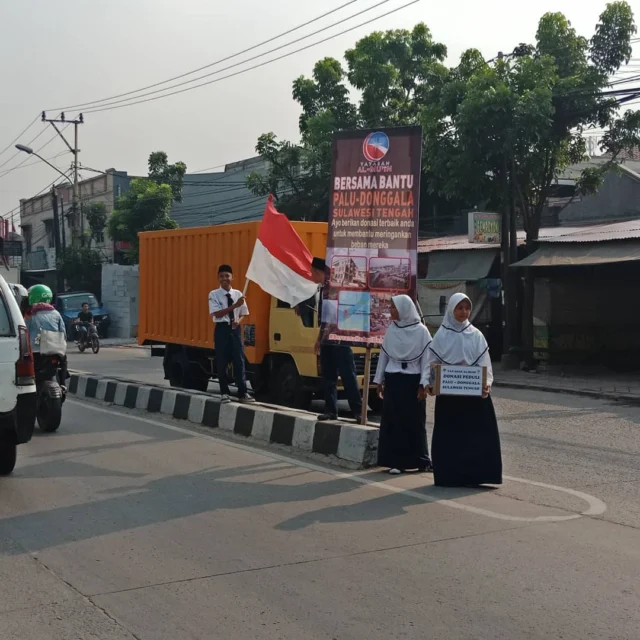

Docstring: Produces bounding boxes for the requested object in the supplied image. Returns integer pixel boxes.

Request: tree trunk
[521,268,536,370]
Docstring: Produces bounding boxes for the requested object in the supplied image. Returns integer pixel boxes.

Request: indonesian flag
[246,196,319,307]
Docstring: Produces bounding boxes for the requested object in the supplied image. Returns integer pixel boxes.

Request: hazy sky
[0,0,636,221]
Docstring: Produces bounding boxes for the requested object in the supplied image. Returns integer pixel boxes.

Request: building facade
[544,158,640,226]
[19,169,130,271]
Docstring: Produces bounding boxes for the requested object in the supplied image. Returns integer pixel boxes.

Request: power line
[81,0,421,114]
[0,122,72,182]
[0,151,70,179]
[52,0,363,111]
[80,0,395,113]
[0,115,40,160]
[0,124,49,171]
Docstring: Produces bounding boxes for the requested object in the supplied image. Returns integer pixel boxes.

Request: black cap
[218,264,233,274]
[311,257,326,270]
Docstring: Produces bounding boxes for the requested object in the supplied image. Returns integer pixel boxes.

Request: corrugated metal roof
[418,219,640,253]
[542,219,640,243]
[171,161,269,229]
[512,241,640,267]
[557,157,640,181]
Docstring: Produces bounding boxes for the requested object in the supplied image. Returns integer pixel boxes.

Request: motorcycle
[76,321,100,354]
[34,354,66,433]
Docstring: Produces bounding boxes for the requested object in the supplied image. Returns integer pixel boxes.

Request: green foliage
[108,178,177,261]
[56,246,102,292]
[425,1,639,242]
[345,23,448,128]
[249,3,639,235]
[84,201,107,247]
[148,151,187,202]
[248,25,450,222]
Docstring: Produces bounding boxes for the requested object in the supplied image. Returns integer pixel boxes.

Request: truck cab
[258,295,379,410]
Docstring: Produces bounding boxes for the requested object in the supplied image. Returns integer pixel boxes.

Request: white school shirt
[208,287,249,324]
[373,350,431,386]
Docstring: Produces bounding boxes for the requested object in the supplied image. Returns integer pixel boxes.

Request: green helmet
[28,284,53,305]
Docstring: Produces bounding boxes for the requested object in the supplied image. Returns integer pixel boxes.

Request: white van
[0,275,37,474]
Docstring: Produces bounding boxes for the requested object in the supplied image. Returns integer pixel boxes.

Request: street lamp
[15,143,71,183]
[16,142,73,291]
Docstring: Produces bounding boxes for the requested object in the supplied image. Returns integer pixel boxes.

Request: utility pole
[59,195,66,250]
[500,152,512,361]
[41,111,84,247]
[51,187,64,292]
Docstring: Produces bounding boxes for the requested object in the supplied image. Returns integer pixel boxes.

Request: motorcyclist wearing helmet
[25,284,69,384]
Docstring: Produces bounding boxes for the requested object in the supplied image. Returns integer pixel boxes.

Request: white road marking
[68,399,608,523]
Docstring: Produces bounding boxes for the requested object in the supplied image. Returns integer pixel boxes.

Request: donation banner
[321,126,422,347]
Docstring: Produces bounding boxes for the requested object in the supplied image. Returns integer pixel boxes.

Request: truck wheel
[169,362,184,388]
[367,390,383,415]
[0,441,17,475]
[274,361,313,410]
[188,364,209,392]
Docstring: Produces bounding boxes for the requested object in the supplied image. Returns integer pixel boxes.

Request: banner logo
[362,132,390,162]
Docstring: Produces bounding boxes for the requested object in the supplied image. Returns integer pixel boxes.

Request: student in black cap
[208,264,255,404]
[310,256,363,423]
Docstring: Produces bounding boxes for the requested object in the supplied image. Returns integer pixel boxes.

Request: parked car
[54,292,111,339]
[0,275,37,474]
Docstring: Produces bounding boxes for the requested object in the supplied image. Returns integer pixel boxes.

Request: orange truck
[138,221,380,411]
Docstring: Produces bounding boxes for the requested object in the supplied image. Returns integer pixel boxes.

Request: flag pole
[242,278,250,296]
[360,345,372,425]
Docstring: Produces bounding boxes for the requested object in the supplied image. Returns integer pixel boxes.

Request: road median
[68,373,379,469]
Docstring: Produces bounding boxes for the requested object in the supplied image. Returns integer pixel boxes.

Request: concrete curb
[493,379,640,405]
[68,374,380,469]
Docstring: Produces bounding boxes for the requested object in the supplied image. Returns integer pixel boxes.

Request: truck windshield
[61,294,99,311]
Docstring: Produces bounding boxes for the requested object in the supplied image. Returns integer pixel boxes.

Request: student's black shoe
[317,413,338,421]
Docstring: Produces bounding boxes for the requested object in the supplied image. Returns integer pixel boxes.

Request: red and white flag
[245,196,319,307]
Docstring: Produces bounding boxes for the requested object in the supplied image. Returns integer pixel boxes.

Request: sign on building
[322,126,422,347]
[468,212,501,244]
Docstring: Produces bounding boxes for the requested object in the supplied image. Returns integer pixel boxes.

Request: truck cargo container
[138,221,380,411]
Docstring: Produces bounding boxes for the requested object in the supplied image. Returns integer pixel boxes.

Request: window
[44,219,55,249]
[0,293,14,337]
[279,294,317,328]
[93,229,105,244]
[298,295,316,328]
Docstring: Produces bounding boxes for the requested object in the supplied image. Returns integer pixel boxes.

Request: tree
[56,246,102,292]
[107,179,177,261]
[148,151,187,202]
[426,1,638,360]
[248,25,452,222]
[248,56,357,221]
[83,202,107,247]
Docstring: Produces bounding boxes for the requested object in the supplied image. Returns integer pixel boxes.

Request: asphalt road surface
[0,351,638,638]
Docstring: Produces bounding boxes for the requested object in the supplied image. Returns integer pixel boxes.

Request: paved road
[68,346,164,387]
[1,379,639,638]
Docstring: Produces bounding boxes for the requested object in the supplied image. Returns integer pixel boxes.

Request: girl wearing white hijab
[374,294,433,474]
[426,293,502,487]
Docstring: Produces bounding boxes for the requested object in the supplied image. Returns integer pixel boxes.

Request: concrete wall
[101,263,139,338]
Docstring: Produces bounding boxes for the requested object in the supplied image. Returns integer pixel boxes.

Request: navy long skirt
[432,394,502,486]
[377,373,431,471]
